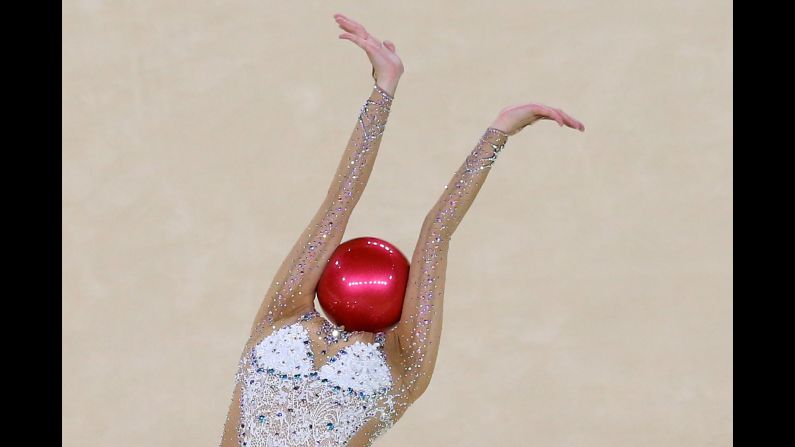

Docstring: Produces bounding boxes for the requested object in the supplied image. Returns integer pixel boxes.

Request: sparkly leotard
[222,84,509,447]
[236,311,394,447]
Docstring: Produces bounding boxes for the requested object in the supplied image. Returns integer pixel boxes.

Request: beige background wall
[62,1,732,445]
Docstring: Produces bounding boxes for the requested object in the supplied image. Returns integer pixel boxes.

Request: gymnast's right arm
[247,84,395,335]
[246,13,405,336]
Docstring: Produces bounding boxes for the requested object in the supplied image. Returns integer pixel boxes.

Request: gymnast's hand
[490,102,586,135]
[334,13,404,97]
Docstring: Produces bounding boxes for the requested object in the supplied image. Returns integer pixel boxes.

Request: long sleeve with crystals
[249,84,395,343]
[391,127,509,399]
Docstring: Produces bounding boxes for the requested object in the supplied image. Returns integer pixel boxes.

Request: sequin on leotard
[237,312,395,447]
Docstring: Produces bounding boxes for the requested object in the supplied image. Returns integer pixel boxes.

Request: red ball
[317,237,409,332]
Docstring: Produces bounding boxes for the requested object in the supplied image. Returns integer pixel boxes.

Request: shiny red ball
[316,237,409,332]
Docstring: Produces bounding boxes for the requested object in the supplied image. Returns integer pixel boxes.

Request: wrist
[375,76,399,97]
[487,118,512,136]
[482,127,509,145]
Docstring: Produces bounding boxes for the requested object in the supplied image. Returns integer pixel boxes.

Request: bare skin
[221,13,584,447]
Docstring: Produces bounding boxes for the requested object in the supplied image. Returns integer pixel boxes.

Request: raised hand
[334,13,404,96]
[490,103,586,135]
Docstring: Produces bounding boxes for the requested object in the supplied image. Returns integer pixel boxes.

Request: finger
[552,108,574,128]
[561,111,584,131]
[383,40,396,52]
[338,33,366,49]
[333,12,359,25]
[553,109,585,132]
[554,108,582,130]
[333,13,359,26]
[537,106,565,127]
[334,14,371,40]
[338,33,376,52]
[335,16,360,35]
[559,109,585,131]
[337,19,360,36]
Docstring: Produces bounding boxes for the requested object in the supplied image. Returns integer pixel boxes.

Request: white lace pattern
[237,322,395,446]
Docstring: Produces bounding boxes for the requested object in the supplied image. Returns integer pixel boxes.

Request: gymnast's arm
[248,84,396,335]
[388,104,585,403]
[387,127,509,402]
[247,14,404,336]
